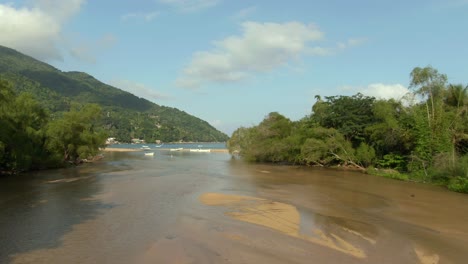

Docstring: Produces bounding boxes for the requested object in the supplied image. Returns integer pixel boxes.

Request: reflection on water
[0,166,108,263]
[0,151,467,263]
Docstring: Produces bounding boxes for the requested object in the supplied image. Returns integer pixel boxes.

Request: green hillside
[0,45,228,142]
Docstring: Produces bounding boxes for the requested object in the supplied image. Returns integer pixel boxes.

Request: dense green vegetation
[228,66,468,193]
[0,45,228,143]
[0,80,107,174]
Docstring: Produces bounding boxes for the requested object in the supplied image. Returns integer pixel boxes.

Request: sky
[1,0,467,135]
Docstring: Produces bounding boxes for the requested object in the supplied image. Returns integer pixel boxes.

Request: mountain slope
[0,45,228,142]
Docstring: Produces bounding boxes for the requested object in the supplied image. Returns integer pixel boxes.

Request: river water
[1,150,467,263]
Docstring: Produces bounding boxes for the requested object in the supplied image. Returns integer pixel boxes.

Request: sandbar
[100,148,141,152]
[200,192,366,258]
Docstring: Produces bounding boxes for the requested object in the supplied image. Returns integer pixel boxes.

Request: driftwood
[329,152,366,171]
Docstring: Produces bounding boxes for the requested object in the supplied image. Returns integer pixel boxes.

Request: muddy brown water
[1,151,467,263]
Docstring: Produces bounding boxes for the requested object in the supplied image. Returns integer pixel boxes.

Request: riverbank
[366,167,468,193]
[230,159,468,194]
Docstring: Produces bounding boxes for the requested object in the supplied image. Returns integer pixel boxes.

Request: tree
[0,80,50,172]
[446,84,467,109]
[228,127,252,155]
[227,113,294,162]
[300,127,364,169]
[46,104,107,164]
[410,66,447,127]
[314,93,376,146]
[408,67,454,169]
[365,99,413,159]
[445,84,468,164]
[0,80,15,172]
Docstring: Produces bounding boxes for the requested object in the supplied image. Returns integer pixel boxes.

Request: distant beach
[159,148,229,153]
[101,146,229,153]
[100,148,140,152]
[102,142,229,153]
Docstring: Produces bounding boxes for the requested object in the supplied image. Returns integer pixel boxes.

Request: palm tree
[445,84,468,165]
[446,84,468,109]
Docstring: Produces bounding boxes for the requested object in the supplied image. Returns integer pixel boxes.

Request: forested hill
[0,45,228,142]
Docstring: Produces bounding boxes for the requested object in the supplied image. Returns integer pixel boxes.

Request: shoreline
[100,148,141,152]
[160,148,229,153]
[101,148,229,153]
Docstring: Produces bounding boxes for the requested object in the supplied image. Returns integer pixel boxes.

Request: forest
[0,79,107,174]
[228,66,468,193]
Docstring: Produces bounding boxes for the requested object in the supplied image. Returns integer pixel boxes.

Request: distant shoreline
[159,148,229,153]
[102,148,229,153]
[100,148,141,152]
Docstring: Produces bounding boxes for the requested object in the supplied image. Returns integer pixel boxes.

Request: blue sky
[1,0,467,135]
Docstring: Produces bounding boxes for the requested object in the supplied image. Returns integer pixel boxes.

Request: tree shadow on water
[0,166,116,263]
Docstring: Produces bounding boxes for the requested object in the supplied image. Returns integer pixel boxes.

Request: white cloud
[121,11,159,22]
[0,0,85,61]
[347,37,367,46]
[306,46,335,56]
[33,0,85,22]
[361,83,410,100]
[337,37,367,51]
[109,79,170,101]
[177,21,325,88]
[339,83,410,100]
[158,0,219,12]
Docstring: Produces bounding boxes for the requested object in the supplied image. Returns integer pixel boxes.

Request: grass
[366,167,468,194]
[366,168,409,181]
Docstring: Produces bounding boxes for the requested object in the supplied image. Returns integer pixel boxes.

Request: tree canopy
[1,79,108,174]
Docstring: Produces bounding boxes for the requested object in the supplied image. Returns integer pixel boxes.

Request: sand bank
[100,148,141,152]
[101,148,229,153]
[159,148,229,153]
[200,192,366,259]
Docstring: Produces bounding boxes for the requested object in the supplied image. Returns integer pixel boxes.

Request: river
[1,150,467,263]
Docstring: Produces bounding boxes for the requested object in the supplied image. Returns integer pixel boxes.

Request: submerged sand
[200,193,366,259]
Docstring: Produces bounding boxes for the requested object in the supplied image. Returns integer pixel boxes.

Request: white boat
[144,152,154,156]
[189,149,211,153]
[141,145,151,150]
[170,148,183,152]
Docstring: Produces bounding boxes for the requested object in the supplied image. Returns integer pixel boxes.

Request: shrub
[377,153,406,170]
[447,177,468,193]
